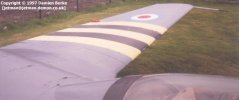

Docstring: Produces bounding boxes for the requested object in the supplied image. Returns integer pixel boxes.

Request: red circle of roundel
[138,15,151,19]
[131,14,158,21]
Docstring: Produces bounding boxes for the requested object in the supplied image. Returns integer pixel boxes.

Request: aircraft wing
[0,3,193,100]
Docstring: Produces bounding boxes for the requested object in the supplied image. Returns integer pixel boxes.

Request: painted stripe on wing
[57,28,155,45]
[29,36,141,59]
[50,32,148,51]
[84,21,167,34]
[74,25,161,38]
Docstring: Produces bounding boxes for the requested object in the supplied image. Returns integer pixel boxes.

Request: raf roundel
[131,14,159,21]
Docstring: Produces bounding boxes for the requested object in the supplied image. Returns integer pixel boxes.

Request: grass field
[0,0,239,77]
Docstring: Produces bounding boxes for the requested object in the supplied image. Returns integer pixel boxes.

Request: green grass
[0,0,239,77]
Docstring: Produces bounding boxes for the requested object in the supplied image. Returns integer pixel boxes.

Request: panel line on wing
[29,36,141,59]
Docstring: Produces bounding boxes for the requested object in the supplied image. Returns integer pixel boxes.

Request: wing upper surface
[0,3,193,100]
